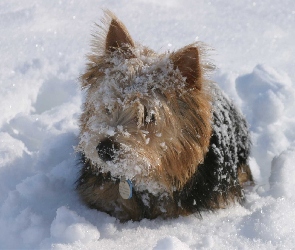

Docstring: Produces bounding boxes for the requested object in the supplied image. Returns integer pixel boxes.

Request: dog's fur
[76,11,253,221]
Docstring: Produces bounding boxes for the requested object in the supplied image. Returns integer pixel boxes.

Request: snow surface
[1,0,295,249]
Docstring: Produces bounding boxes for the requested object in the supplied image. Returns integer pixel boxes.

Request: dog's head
[77,11,212,194]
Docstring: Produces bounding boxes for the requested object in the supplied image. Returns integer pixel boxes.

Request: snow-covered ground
[1,0,295,249]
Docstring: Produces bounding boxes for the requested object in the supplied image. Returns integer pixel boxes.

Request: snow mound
[236,64,294,127]
[49,206,100,245]
[236,64,295,185]
[0,132,28,167]
[153,236,190,250]
[270,145,295,199]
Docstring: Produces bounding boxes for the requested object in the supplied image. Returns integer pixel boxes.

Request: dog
[76,11,253,221]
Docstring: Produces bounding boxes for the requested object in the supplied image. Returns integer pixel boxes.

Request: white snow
[1,0,295,249]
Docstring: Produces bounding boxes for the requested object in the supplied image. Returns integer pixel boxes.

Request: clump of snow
[1,0,295,249]
[270,145,295,199]
[0,132,28,167]
[236,64,295,186]
[49,206,100,245]
[153,236,190,250]
[236,64,293,127]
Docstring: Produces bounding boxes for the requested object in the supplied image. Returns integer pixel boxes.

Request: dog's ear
[171,46,202,90]
[105,15,135,56]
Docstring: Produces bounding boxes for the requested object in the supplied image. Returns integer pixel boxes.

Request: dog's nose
[96,138,120,162]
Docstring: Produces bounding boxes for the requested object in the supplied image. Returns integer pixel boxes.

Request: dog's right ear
[170,46,202,90]
[105,12,135,56]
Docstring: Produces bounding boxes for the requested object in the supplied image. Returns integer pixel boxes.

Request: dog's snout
[96,138,120,162]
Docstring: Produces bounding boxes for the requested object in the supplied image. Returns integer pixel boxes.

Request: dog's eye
[105,107,112,115]
[143,106,156,125]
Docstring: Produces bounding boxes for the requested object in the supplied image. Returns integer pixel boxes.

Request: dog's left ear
[105,14,135,56]
[171,46,202,90]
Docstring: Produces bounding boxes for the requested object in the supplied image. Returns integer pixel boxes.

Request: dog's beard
[82,142,168,195]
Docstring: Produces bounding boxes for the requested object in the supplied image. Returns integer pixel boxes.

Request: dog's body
[77,11,252,221]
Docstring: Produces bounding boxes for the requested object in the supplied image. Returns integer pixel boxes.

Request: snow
[1,0,295,249]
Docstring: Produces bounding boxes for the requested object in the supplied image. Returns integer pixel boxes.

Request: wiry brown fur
[79,12,212,191]
[77,11,253,221]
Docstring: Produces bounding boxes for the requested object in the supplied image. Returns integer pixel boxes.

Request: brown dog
[76,11,253,221]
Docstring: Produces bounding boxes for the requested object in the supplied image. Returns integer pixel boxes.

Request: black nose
[96,138,120,162]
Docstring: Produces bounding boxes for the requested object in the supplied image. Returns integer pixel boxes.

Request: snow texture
[1,0,295,249]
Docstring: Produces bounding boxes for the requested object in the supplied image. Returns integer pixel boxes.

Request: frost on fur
[76,11,252,221]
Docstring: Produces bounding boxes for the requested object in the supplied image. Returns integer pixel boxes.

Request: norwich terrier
[76,11,253,221]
